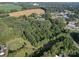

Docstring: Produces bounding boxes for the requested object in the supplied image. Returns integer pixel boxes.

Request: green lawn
[6,37,36,57]
[6,37,26,51]
[0,4,22,12]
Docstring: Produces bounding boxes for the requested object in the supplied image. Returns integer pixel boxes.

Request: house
[65,21,79,30]
[68,22,76,28]
[64,15,69,19]
[0,44,7,57]
[60,12,69,19]
[55,54,64,57]
[55,53,68,57]
[0,45,5,56]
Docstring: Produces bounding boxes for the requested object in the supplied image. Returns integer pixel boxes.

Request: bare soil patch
[9,8,45,17]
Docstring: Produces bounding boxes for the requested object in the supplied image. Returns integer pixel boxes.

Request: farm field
[9,8,45,17]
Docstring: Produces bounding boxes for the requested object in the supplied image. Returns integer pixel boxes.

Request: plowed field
[9,8,45,17]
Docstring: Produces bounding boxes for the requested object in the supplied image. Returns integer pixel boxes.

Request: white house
[0,44,7,56]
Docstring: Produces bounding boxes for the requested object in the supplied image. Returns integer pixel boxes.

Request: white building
[33,3,39,6]
[65,21,79,30]
[0,44,7,56]
[68,22,76,28]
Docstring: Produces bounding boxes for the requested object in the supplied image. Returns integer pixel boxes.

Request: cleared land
[9,8,45,17]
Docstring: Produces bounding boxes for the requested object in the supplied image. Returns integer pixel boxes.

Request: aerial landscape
[0,2,79,57]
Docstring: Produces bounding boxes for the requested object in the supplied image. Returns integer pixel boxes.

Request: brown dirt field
[9,8,45,17]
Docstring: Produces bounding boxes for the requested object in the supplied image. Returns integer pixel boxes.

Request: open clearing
[0,4,22,12]
[9,8,45,17]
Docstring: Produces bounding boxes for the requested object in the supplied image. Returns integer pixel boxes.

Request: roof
[0,52,4,55]
[0,44,7,56]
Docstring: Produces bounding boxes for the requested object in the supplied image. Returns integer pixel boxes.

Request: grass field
[0,4,22,12]
[6,37,35,57]
[6,37,26,51]
[14,41,35,57]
